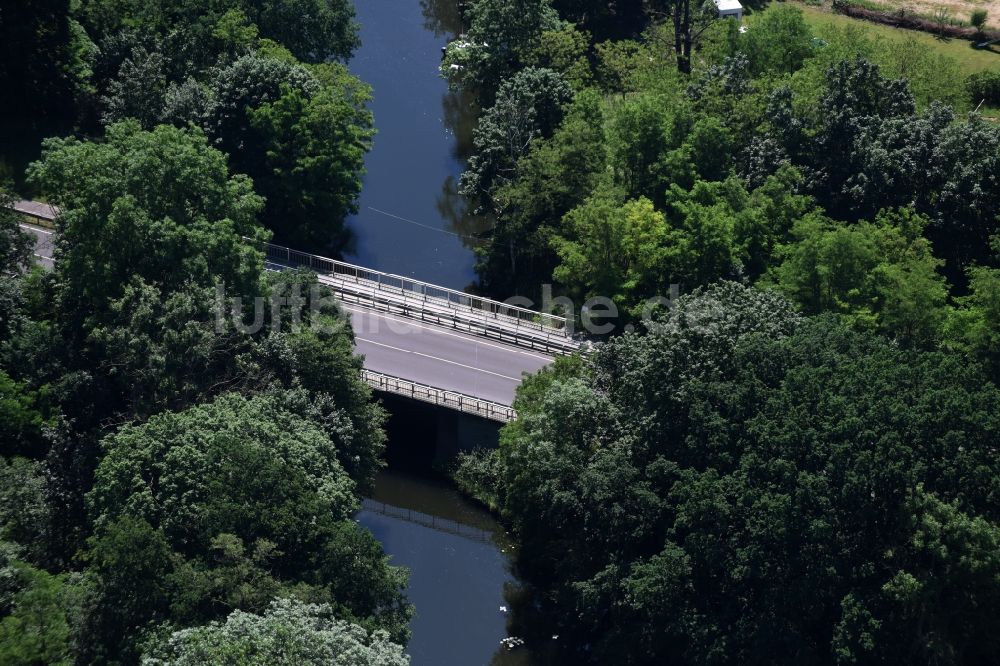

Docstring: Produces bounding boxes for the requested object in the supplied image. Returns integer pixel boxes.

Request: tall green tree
[733,5,813,76]
[477,89,607,297]
[461,67,574,212]
[644,0,719,74]
[552,190,671,316]
[0,551,80,666]
[769,207,949,346]
[77,0,358,63]
[249,65,375,249]
[81,391,409,662]
[441,0,563,99]
[27,120,268,337]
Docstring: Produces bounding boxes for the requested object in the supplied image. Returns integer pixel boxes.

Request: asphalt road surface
[347,304,553,405]
[20,222,55,270]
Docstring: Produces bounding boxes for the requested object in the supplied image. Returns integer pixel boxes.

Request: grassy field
[789,1,1000,75]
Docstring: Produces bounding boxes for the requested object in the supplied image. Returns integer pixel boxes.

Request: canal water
[353,393,540,665]
[357,469,535,666]
[346,0,488,290]
[348,3,537,665]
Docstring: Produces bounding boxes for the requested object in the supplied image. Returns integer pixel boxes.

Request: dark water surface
[348,3,541,663]
[357,470,536,666]
[346,0,488,290]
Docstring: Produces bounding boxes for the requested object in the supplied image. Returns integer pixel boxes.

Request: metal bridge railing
[258,241,580,354]
[9,200,579,355]
[361,370,517,423]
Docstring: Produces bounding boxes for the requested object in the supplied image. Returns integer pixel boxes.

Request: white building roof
[714,0,743,11]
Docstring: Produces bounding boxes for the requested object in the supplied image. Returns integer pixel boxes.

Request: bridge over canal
[14,200,582,422]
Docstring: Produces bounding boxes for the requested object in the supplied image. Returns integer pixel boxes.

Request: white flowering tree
[142,598,410,666]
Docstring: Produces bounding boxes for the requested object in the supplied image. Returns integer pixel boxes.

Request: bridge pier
[379,393,501,471]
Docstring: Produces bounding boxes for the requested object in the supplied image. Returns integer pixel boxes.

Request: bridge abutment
[380,393,501,471]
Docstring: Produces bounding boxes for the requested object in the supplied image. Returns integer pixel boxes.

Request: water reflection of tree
[419,0,466,38]
[439,87,494,255]
[437,173,493,253]
[423,1,494,257]
[442,88,479,161]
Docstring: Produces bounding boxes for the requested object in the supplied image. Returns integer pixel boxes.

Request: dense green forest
[3,0,1000,663]
[0,1,409,664]
[447,0,1000,664]
[0,129,411,663]
[450,0,1000,357]
[1,0,371,250]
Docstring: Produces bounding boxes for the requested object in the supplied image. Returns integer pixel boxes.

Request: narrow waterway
[347,3,538,664]
[346,0,488,290]
[358,469,533,666]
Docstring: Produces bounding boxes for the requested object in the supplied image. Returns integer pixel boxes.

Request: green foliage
[880,487,1000,664]
[45,0,374,256]
[248,66,375,248]
[141,597,409,666]
[523,24,593,88]
[768,207,949,345]
[735,6,815,76]
[441,0,563,99]
[809,58,916,215]
[28,121,267,333]
[479,89,607,297]
[0,458,53,567]
[468,16,997,335]
[606,92,680,201]
[212,9,260,53]
[594,38,677,94]
[80,392,409,660]
[0,6,399,665]
[0,190,33,276]
[198,54,374,250]
[967,69,1000,106]
[923,115,1000,271]
[880,39,967,111]
[552,190,671,316]
[548,171,815,321]
[452,449,505,511]
[944,265,1000,376]
[971,8,989,30]
[206,53,320,160]
[461,67,574,211]
[77,515,177,664]
[0,371,51,457]
[87,391,357,561]
[490,284,1000,664]
[102,47,168,128]
[0,556,80,666]
[77,0,359,63]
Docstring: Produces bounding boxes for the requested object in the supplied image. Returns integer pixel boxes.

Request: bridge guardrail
[259,242,582,355]
[313,272,578,355]
[361,369,516,423]
[9,200,580,354]
[261,242,565,331]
